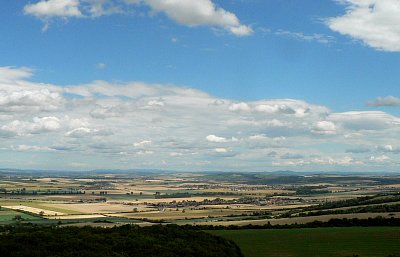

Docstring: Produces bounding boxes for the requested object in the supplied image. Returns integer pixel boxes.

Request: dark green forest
[0,225,243,257]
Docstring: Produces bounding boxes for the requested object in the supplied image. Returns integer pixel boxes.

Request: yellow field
[42,202,154,214]
[109,208,255,221]
[5,205,64,216]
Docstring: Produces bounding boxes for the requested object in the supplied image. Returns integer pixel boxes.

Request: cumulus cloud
[327,0,400,52]
[312,121,337,135]
[2,117,61,135]
[24,0,82,18]
[376,144,400,153]
[367,96,400,107]
[206,134,228,143]
[0,89,63,113]
[328,111,400,131]
[370,155,390,162]
[1,66,400,171]
[24,0,252,36]
[206,134,238,143]
[254,104,296,115]
[229,102,251,112]
[137,0,252,36]
[90,104,125,119]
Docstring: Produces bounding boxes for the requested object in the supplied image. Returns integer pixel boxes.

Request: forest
[0,225,244,257]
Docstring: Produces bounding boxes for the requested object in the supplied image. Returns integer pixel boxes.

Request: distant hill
[0,168,399,176]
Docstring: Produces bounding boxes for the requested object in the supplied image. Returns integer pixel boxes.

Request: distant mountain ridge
[0,168,399,176]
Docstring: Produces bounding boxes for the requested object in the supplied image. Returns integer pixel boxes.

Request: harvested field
[110,208,255,221]
[42,202,154,214]
[47,214,106,220]
[5,205,64,216]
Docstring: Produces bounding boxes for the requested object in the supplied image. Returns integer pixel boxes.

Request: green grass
[210,227,400,257]
[0,208,43,223]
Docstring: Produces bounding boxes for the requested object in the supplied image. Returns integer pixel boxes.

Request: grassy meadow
[0,208,43,223]
[210,227,400,257]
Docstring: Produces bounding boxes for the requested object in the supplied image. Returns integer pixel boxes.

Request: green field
[210,227,400,257]
[0,208,42,223]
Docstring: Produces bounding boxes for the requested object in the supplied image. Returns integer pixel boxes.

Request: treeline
[155,192,192,199]
[305,193,400,211]
[0,188,85,196]
[0,225,244,257]
[186,216,400,230]
[294,204,400,217]
[154,192,240,199]
[295,186,330,195]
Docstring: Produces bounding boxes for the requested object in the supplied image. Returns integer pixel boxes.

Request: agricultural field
[210,227,400,257]
[0,208,42,223]
[0,170,400,226]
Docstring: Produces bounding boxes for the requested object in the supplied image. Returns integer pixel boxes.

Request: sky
[0,0,400,172]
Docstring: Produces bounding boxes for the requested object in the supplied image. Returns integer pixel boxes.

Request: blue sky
[1,0,400,171]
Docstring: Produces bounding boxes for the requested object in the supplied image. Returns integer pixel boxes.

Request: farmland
[1,170,400,257]
[0,170,400,227]
[211,227,400,257]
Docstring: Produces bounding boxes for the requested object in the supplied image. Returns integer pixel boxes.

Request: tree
[13,215,22,221]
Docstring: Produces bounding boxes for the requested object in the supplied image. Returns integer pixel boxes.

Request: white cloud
[24,0,252,36]
[274,30,335,44]
[370,155,390,162]
[65,127,92,138]
[140,0,253,36]
[229,102,251,112]
[134,140,152,148]
[229,25,253,37]
[380,144,393,152]
[206,134,238,143]
[254,104,296,115]
[0,89,63,113]
[84,0,123,17]
[169,152,183,157]
[328,0,400,52]
[376,144,400,153]
[2,117,61,135]
[1,66,400,171]
[147,99,165,107]
[367,96,400,107]
[137,150,154,155]
[24,0,82,18]
[312,121,337,135]
[214,147,228,153]
[12,145,54,152]
[328,111,400,131]
[0,67,33,83]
